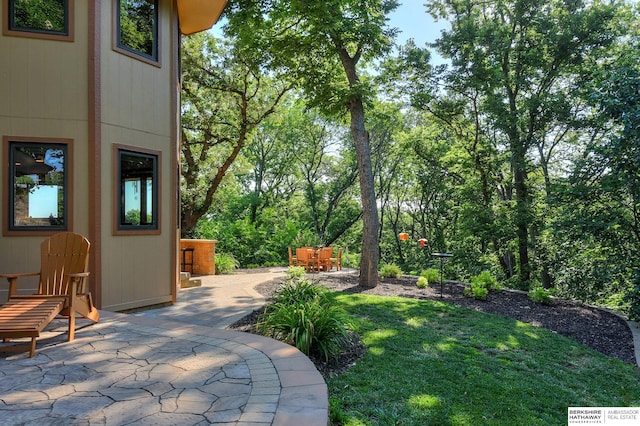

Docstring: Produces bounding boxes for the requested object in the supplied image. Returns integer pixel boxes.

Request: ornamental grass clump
[257,279,349,361]
[215,253,239,274]
[380,263,403,279]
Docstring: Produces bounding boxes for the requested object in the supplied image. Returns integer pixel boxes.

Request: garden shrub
[473,271,501,291]
[286,266,306,280]
[342,252,360,269]
[464,282,489,300]
[528,285,555,304]
[215,253,239,274]
[420,268,440,285]
[416,276,429,289]
[257,279,349,361]
[380,263,403,279]
[196,217,302,268]
[273,279,326,305]
[464,271,500,300]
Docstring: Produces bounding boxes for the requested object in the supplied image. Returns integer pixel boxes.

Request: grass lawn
[327,292,640,425]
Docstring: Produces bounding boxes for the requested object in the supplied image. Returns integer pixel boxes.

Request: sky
[211,2,449,63]
[387,2,450,64]
[388,2,449,47]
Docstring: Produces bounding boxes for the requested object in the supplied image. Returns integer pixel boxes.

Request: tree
[239,101,300,224]
[180,32,292,235]
[288,109,361,245]
[423,0,622,286]
[556,26,640,305]
[226,0,400,287]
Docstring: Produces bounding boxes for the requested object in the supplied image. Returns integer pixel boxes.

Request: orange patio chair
[295,248,311,272]
[330,248,343,271]
[0,232,100,357]
[288,247,297,267]
[319,247,333,271]
[297,247,321,272]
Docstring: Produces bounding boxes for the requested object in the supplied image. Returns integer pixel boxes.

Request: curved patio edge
[0,311,328,426]
[101,311,329,426]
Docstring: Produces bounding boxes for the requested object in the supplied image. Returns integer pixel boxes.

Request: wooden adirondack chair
[0,232,99,357]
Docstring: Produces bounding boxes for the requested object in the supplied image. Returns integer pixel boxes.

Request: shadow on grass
[327,293,640,426]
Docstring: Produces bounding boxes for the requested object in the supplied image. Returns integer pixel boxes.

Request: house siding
[0,0,179,310]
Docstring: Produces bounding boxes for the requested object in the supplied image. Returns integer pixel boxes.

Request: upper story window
[114,145,160,234]
[3,0,74,41]
[4,137,71,235]
[115,0,159,64]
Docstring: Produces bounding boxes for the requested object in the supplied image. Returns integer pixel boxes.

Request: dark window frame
[113,144,161,235]
[2,0,74,42]
[113,0,160,66]
[3,136,73,236]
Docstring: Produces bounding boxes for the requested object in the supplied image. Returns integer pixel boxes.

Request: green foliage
[196,217,301,267]
[215,253,239,275]
[380,263,402,279]
[416,276,429,289]
[342,251,360,269]
[124,209,151,226]
[291,231,321,250]
[258,280,349,361]
[225,0,397,288]
[181,0,640,314]
[464,282,489,300]
[528,286,555,305]
[180,32,293,234]
[420,268,440,285]
[465,271,500,300]
[286,266,306,280]
[624,270,640,321]
[472,271,501,292]
[273,279,327,305]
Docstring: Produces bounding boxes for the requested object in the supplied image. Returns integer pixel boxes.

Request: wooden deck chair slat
[0,233,98,357]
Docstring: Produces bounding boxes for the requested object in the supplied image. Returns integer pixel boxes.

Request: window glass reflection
[119,150,158,230]
[117,0,157,60]
[10,143,67,229]
[9,0,68,35]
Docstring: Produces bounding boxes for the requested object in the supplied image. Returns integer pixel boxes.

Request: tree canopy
[180,0,640,316]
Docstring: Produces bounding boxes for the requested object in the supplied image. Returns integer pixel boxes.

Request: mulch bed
[230,271,637,377]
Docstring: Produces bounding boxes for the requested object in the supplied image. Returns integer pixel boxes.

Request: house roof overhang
[176,0,228,35]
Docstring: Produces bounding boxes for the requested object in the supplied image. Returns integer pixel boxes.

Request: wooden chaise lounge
[0,232,99,357]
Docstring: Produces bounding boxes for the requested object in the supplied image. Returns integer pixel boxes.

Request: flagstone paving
[0,269,329,425]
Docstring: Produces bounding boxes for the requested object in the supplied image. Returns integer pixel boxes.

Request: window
[115,146,160,234]
[115,0,159,63]
[4,0,74,41]
[6,138,70,233]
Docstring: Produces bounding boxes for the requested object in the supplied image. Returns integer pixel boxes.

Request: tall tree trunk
[336,45,380,288]
[350,98,380,288]
[512,143,531,285]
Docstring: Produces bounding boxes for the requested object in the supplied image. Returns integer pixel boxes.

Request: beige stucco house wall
[0,0,225,311]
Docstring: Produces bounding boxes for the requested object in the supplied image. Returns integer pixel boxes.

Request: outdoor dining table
[295,247,334,272]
